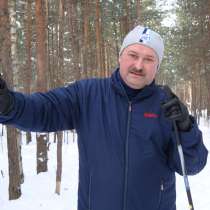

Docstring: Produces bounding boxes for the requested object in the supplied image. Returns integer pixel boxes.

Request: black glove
[161,86,192,132]
[0,76,14,115]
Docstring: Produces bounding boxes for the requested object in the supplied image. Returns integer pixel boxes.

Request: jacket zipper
[88,173,92,210]
[123,101,132,210]
[158,180,164,210]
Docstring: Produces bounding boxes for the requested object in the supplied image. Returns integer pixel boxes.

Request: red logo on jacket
[144,112,159,118]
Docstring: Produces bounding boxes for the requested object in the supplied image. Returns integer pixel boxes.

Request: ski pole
[163,85,194,210]
[173,120,194,210]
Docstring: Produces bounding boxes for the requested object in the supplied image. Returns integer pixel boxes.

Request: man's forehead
[125,44,158,58]
[127,50,155,57]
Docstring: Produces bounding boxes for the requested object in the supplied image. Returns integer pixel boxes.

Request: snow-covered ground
[0,120,209,210]
[176,119,210,210]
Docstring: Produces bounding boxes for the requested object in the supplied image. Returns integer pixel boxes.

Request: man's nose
[134,58,144,70]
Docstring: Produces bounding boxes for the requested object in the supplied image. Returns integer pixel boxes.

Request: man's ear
[118,56,121,65]
[156,64,159,71]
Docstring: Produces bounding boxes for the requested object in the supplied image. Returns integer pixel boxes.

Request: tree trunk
[204,8,210,117]
[54,0,64,194]
[25,0,32,94]
[35,0,48,91]
[66,0,81,80]
[50,0,59,88]
[95,0,106,78]
[57,0,64,86]
[24,0,32,144]
[120,0,130,36]
[0,0,22,200]
[7,127,22,199]
[136,0,142,24]
[17,130,24,184]
[36,133,49,173]
[55,131,63,195]
[9,0,19,89]
[26,132,32,144]
[81,0,90,78]
[95,0,101,77]
[9,0,24,184]
[35,0,49,174]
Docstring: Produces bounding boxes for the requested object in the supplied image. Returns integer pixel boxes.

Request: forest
[0,0,210,203]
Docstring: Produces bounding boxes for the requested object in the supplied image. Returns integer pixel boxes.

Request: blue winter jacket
[0,69,208,210]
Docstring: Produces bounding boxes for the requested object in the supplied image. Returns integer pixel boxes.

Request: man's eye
[129,54,137,58]
[145,58,154,62]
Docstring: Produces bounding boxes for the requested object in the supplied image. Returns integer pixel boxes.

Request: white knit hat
[119,25,164,64]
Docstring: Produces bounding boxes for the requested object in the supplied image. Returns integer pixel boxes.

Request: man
[0,25,208,210]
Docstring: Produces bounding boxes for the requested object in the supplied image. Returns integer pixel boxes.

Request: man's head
[118,25,164,89]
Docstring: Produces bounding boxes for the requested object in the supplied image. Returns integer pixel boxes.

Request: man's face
[119,44,159,89]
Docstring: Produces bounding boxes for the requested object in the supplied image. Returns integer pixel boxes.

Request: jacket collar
[111,68,156,101]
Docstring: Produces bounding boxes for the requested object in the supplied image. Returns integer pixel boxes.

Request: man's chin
[127,81,146,89]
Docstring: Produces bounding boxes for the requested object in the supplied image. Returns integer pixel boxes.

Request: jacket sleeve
[0,82,80,132]
[167,117,208,175]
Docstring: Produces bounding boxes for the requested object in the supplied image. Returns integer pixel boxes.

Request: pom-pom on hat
[119,25,164,64]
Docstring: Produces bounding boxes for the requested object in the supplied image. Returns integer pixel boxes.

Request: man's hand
[161,86,192,132]
[0,75,14,115]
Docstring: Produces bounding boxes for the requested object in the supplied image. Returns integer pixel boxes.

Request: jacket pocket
[88,173,92,210]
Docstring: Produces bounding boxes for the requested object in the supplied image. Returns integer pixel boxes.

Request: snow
[0,120,209,210]
[0,131,79,210]
[176,119,210,210]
